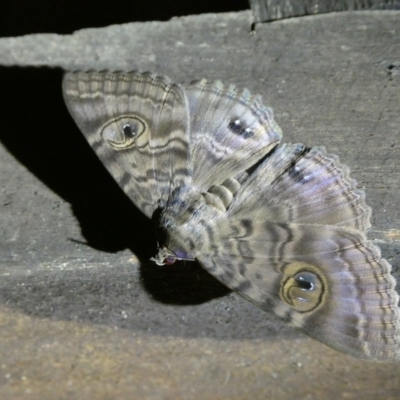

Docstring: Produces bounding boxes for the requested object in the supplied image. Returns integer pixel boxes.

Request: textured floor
[0,10,400,400]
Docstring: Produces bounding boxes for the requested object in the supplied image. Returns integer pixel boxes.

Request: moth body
[63,70,400,361]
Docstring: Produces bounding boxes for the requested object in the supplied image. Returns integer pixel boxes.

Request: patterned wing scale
[195,144,400,361]
[63,70,400,361]
[184,79,282,189]
[62,71,191,218]
[230,144,371,231]
[198,222,400,361]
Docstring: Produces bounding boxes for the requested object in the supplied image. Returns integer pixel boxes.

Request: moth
[62,71,400,361]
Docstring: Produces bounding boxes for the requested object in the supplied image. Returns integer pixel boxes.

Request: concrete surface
[249,0,400,22]
[0,10,400,400]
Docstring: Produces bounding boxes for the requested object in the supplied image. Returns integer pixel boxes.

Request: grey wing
[230,144,371,231]
[62,71,192,219]
[196,144,400,361]
[184,79,282,189]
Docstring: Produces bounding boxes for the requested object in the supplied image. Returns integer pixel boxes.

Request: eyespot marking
[228,119,255,139]
[101,115,146,150]
[280,262,326,313]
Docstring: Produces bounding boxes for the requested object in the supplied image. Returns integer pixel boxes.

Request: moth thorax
[156,218,197,263]
[159,191,219,260]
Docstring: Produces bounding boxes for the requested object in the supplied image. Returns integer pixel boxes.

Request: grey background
[0,4,399,400]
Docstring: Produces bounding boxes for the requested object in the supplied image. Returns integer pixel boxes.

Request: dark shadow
[0,0,254,320]
[0,66,233,306]
[0,67,155,258]
[140,261,231,305]
[0,0,249,37]
[0,264,295,340]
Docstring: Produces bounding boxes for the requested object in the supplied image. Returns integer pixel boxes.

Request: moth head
[150,247,177,266]
[150,246,195,266]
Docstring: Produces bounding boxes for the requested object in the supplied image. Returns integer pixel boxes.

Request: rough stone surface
[249,0,400,22]
[0,10,400,400]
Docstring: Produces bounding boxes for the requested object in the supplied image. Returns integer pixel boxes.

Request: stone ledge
[0,10,399,399]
